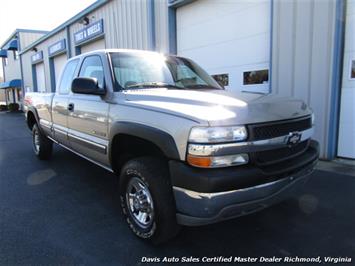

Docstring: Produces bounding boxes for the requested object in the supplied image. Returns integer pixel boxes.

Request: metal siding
[272,0,336,159]
[3,52,20,81]
[21,53,34,92]
[69,0,150,53]
[19,32,46,52]
[154,0,169,53]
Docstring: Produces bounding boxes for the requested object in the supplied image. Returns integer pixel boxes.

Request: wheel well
[27,111,36,130]
[111,134,167,174]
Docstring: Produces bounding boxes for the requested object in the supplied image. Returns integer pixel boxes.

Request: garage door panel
[344,14,355,52]
[338,1,355,158]
[177,3,270,52]
[35,63,46,92]
[80,38,105,54]
[208,62,269,92]
[338,88,355,124]
[54,54,67,88]
[338,124,355,158]
[176,0,270,93]
[179,33,269,70]
[177,0,267,31]
[341,52,355,89]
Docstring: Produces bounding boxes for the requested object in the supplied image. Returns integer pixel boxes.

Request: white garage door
[337,2,355,159]
[176,0,271,93]
[35,63,46,92]
[53,53,67,88]
[80,38,105,54]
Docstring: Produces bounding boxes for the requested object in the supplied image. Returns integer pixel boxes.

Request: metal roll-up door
[35,63,46,92]
[176,0,271,93]
[80,38,105,54]
[53,53,67,87]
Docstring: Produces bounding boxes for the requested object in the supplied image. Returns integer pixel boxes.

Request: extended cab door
[67,55,110,166]
[52,59,79,147]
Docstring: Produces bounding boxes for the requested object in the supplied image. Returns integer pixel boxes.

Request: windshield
[110,52,223,90]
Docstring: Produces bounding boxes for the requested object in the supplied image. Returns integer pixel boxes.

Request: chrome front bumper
[174,161,316,226]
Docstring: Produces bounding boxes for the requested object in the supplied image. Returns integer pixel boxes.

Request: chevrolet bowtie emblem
[287,131,302,146]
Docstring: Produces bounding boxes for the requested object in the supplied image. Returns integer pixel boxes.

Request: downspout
[2,58,7,106]
[66,26,72,58]
[18,32,25,110]
[147,0,156,51]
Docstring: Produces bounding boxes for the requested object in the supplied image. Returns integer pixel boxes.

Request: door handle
[67,103,74,112]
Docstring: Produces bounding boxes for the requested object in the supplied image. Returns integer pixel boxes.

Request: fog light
[187,153,249,168]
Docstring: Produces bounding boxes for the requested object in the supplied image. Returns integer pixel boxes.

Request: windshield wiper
[187,84,222,90]
[125,82,186,90]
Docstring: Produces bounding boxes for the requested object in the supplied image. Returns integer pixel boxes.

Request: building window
[349,59,355,80]
[212,73,229,87]
[243,69,269,85]
[13,50,19,60]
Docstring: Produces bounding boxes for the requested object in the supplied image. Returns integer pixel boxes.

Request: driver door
[67,55,110,166]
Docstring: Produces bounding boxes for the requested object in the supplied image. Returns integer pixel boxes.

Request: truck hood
[122,88,311,126]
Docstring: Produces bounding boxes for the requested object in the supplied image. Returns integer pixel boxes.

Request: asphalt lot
[0,112,354,265]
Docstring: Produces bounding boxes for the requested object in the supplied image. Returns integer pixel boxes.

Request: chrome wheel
[126,177,154,228]
[33,129,40,153]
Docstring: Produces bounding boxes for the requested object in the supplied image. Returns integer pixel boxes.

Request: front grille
[251,140,310,166]
[247,116,312,141]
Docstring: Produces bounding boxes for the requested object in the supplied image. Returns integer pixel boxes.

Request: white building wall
[21,52,34,92]
[1,31,46,84]
[3,50,20,81]
[271,0,336,159]
[19,32,46,51]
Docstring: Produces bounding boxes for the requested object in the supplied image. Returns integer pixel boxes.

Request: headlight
[189,126,247,143]
[187,126,248,168]
[311,113,315,125]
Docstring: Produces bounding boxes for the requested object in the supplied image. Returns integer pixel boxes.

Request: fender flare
[109,121,181,163]
[26,107,41,130]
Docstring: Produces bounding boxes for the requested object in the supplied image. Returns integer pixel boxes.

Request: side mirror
[71,77,105,95]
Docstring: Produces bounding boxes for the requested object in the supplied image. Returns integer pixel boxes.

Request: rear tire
[119,157,180,244]
[32,124,53,160]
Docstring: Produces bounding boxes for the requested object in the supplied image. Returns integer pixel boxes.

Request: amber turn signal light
[187,154,212,168]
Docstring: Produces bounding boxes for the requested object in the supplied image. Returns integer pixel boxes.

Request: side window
[58,59,79,94]
[79,56,105,89]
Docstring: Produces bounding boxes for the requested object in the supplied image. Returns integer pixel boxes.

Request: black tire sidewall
[32,124,41,155]
[120,167,157,239]
[32,124,52,160]
[119,157,180,243]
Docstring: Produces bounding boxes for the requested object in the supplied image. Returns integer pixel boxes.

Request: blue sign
[74,19,104,45]
[31,51,43,64]
[48,39,66,57]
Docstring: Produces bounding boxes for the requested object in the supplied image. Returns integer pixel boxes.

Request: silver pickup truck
[24,49,319,243]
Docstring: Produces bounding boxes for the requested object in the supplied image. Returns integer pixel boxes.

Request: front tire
[32,124,53,160]
[119,157,180,244]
